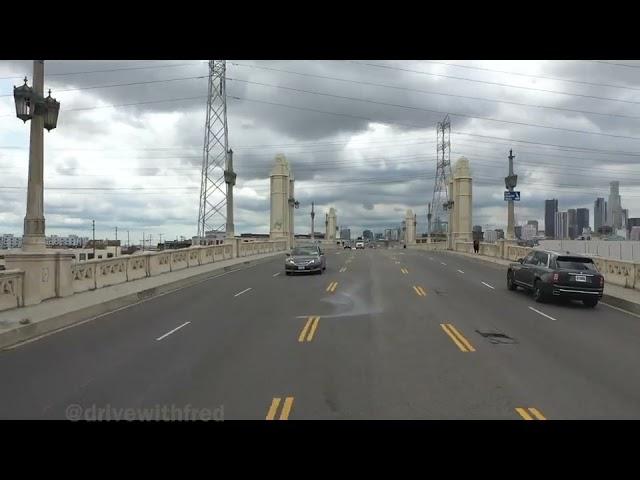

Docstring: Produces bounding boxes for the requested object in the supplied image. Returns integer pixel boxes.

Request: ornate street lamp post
[13,60,60,251]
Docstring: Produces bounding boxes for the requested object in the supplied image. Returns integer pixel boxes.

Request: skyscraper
[340,228,351,240]
[608,181,623,229]
[514,225,522,239]
[594,197,606,233]
[527,220,539,234]
[576,208,589,237]
[545,199,558,238]
[555,211,568,239]
[567,209,577,239]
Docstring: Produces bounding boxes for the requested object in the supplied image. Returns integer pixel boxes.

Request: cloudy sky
[1,59,640,243]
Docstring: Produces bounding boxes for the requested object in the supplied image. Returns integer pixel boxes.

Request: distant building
[495,229,505,240]
[484,230,497,243]
[362,230,374,241]
[45,234,89,248]
[527,220,539,234]
[627,218,640,238]
[576,208,589,238]
[567,209,577,239]
[0,234,22,249]
[607,181,624,229]
[522,224,537,241]
[472,225,483,242]
[555,211,569,239]
[594,197,607,233]
[514,225,522,239]
[630,226,640,241]
[340,228,351,241]
[374,232,384,240]
[545,199,558,238]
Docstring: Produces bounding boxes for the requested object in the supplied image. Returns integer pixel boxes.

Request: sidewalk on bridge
[0,250,284,349]
[440,249,640,317]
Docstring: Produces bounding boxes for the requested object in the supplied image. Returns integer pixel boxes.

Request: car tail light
[552,272,559,282]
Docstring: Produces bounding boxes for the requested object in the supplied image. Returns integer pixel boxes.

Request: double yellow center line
[400,267,409,274]
[266,397,294,420]
[413,285,426,297]
[440,323,476,352]
[299,316,320,342]
[515,407,546,420]
[326,281,338,293]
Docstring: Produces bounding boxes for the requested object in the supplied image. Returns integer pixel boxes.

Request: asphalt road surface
[2,247,640,420]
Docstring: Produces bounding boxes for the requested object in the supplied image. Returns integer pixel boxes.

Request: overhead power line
[0,61,204,81]
[0,74,208,98]
[228,95,640,158]
[227,77,640,142]
[421,60,640,93]
[346,60,640,106]
[230,62,640,119]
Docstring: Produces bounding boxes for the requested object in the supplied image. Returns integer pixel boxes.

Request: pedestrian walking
[473,239,480,254]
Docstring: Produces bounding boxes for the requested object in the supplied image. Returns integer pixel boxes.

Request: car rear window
[556,256,597,271]
[292,247,318,256]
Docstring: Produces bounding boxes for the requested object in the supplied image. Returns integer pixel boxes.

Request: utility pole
[427,202,432,240]
[92,219,96,259]
[114,226,118,256]
[310,201,315,240]
[197,60,230,242]
[431,115,452,237]
[505,149,518,240]
[127,230,130,249]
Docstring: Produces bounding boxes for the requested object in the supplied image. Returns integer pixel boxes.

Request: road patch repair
[475,329,518,345]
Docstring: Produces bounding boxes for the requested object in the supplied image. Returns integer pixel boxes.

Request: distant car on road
[285,245,326,275]
[507,250,604,307]
[355,241,364,249]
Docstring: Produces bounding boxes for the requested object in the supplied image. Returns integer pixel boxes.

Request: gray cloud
[2,60,640,239]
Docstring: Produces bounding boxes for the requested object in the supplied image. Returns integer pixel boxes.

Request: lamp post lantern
[13,60,61,252]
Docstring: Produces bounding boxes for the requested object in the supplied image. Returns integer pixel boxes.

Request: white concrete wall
[0,240,289,313]
[539,240,640,262]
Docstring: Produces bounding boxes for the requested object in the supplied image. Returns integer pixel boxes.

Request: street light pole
[22,61,46,252]
[505,149,518,240]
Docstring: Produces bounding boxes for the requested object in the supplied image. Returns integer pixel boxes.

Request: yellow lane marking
[280,397,294,420]
[515,407,545,420]
[412,285,426,296]
[266,398,281,420]
[440,324,475,352]
[298,317,313,342]
[446,324,475,352]
[330,282,338,293]
[441,324,468,351]
[528,408,546,420]
[326,281,338,292]
[266,397,295,420]
[413,286,421,296]
[417,286,426,296]
[400,267,409,274]
[306,316,320,341]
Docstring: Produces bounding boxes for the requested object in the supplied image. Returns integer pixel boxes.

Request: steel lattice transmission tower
[197,60,232,240]
[430,114,452,235]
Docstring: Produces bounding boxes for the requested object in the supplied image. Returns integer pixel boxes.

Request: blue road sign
[504,191,521,201]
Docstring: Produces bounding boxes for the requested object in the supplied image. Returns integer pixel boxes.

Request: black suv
[507,250,604,307]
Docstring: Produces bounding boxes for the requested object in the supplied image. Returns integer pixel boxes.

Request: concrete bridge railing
[0,240,288,312]
[0,270,24,311]
[412,239,640,292]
